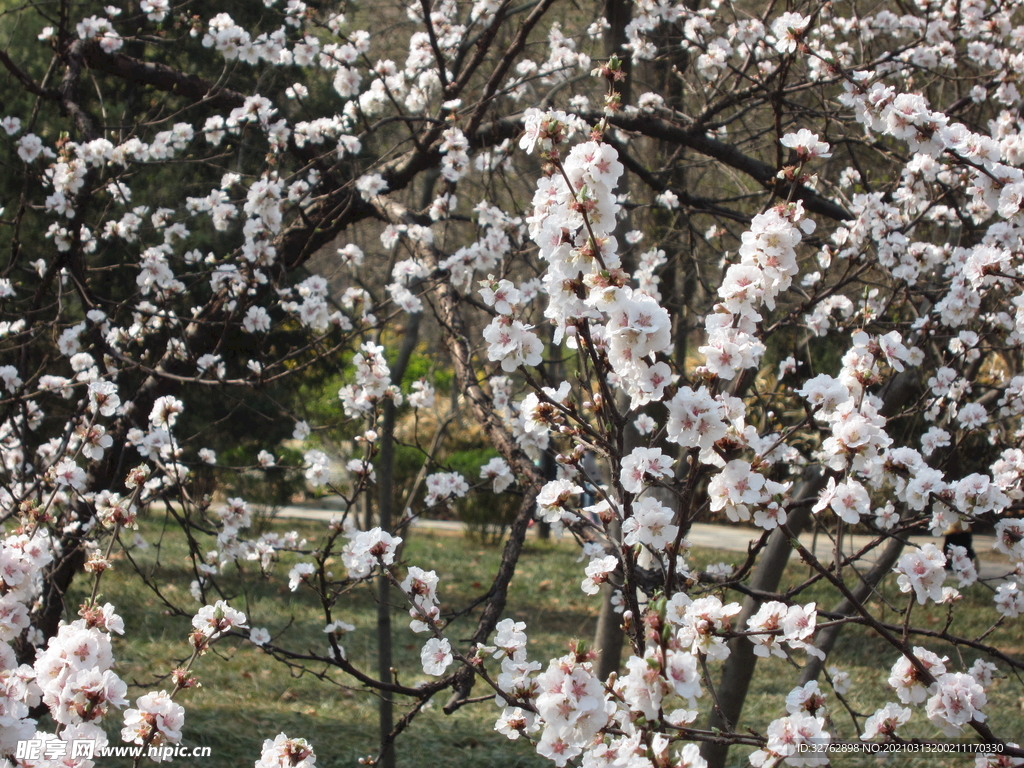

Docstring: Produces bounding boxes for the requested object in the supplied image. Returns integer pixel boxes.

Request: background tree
[1,0,1024,766]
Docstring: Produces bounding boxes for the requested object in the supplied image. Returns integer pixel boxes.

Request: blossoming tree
[2,0,1024,766]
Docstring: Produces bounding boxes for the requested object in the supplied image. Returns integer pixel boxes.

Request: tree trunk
[702,371,918,768]
[373,313,422,768]
[593,519,624,679]
[701,473,822,768]
[798,536,906,686]
[603,0,632,103]
[595,391,638,676]
[537,450,556,540]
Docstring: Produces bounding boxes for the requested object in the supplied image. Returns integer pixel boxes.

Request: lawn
[62,509,1023,768]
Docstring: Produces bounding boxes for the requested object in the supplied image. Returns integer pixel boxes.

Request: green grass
[59,512,1024,768]
[71,516,608,767]
[721,559,1024,768]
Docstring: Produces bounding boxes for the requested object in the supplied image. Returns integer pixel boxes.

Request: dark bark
[701,477,820,768]
[703,370,921,768]
[798,536,906,686]
[593,521,624,680]
[374,312,423,768]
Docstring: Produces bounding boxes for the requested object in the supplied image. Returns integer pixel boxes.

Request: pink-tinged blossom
[87,382,119,417]
[256,733,317,768]
[536,729,582,768]
[781,129,832,161]
[665,649,703,708]
[828,667,850,695]
[622,496,678,550]
[770,12,810,54]
[519,109,575,155]
[250,628,271,646]
[747,601,790,659]
[798,374,851,416]
[536,652,609,751]
[337,244,364,266]
[0,366,21,394]
[820,397,891,473]
[785,681,828,717]
[53,458,86,491]
[149,395,184,428]
[420,638,453,676]
[480,279,521,315]
[974,746,1024,768]
[895,544,947,604]
[121,691,185,757]
[483,317,544,372]
[620,647,668,721]
[634,413,657,435]
[521,382,570,434]
[749,710,829,768]
[288,562,315,591]
[341,528,402,579]
[665,385,728,453]
[355,173,388,201]
[244,305,272,333]
[675,742,707,768]
[888,647,947,704]
[753,493,789,530]
[993,519,1024,561]
[878,331,909,371]
[217,497,251,535]
[903,465,946,511]
[492,618,528,661]
[926,672,987,736]
[921,426,950,456]
[192,600,247,639]
[140,0,170,22]
[52,667,128,724]
[860,702,912,740]
[17,133,49,162]
[783,603,824,660]
[304,450,331,486]
[81,602,124,635]
[656,190,679,209]
[676,596,741,660]
[564,140,624,190]
[495,706,536,740]
[827,478,870,524]
[953,473,1008,516]
[708,460,765,523]
[480,457,514,493]
[408,379,435,410]
[78,424,113,461]
[401,567,440,633]
[581,555,617,595]
[34,622,115,712]
[948,545,978,588]
[994,580,1024,618]
[958,402,988,430]
[968,660,999,689]
[536,478,582,523]
[719,264,765,313]
[619,447,674,494]
[605,291,672,369]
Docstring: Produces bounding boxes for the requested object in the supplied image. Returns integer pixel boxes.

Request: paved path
[272,504,1011,582]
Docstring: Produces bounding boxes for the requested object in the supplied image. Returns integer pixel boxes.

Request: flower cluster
[256,733,317,768]
[341,528,402,579]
